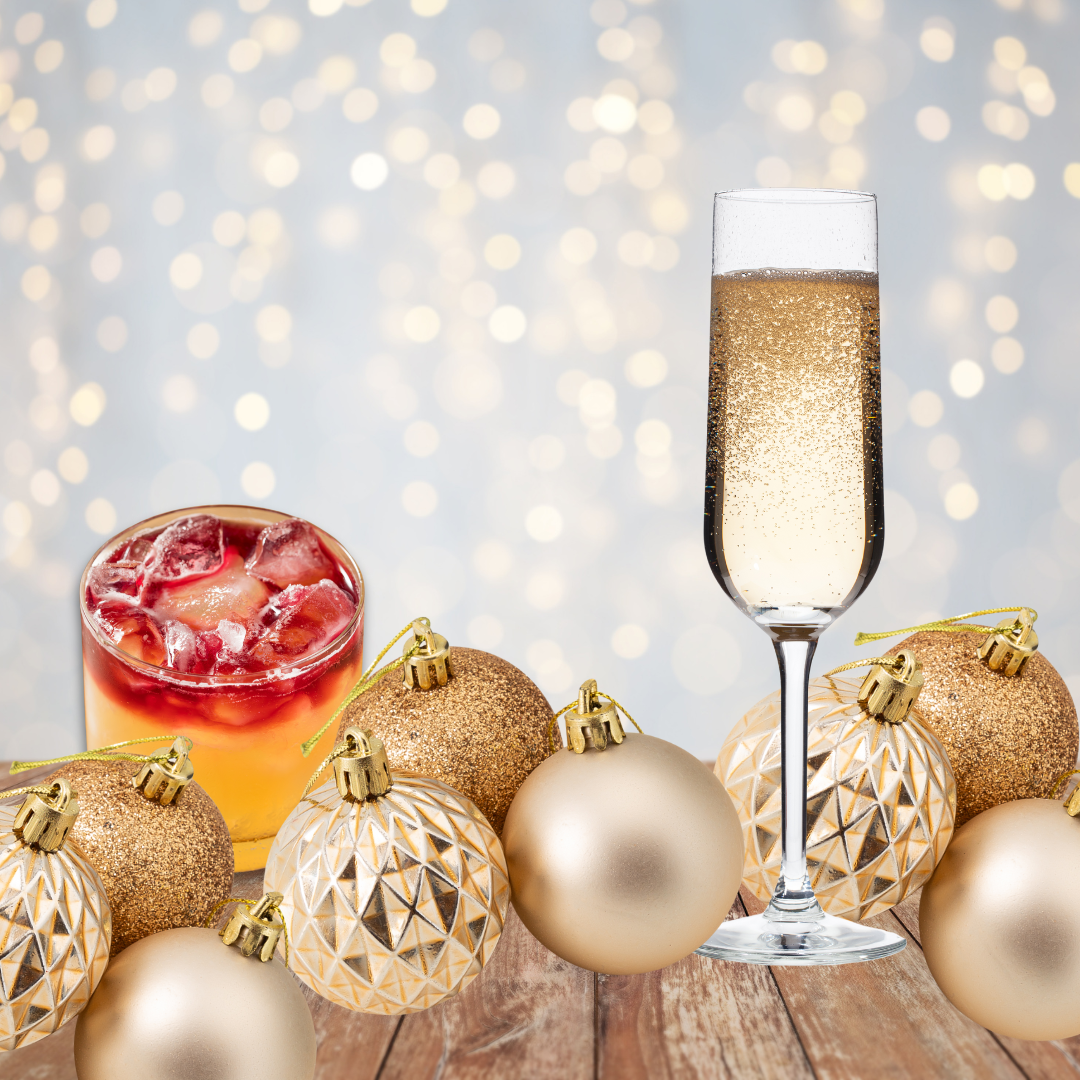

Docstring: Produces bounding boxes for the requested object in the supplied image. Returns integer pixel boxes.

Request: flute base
[696,909,906,966]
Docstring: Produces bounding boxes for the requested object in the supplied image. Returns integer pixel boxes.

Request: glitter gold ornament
[864,607,1079,826]
[331,619,554,835]
[0,779,112,1052]
[920,778,1080,1041]
[32,738,234,954]
[718,651,956,922]
[503,681,743,974]
[74,894,316,1080]
[265,726,510,1014]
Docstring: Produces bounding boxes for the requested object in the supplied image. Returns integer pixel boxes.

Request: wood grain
[741,888,1025,1080]
[596,895,813,1080]
[378,905,594,1080]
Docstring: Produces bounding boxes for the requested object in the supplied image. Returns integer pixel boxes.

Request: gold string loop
[10,735,195,775]
[1049,768,1080,801]
[204,896,289,967]
[854,606,1037,648]
[299,618,431,759]
[0,782,65,803]
[822,656,906,679]
[547,689,644,753]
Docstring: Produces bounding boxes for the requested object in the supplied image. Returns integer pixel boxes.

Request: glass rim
[715,187,875,205]
[79,503,365,687]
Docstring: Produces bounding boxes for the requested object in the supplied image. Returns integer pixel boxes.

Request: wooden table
[5,768,1080,1080]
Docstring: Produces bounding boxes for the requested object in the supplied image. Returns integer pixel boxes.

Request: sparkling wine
[705,268,883,620]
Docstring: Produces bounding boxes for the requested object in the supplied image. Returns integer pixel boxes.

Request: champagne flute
[696,189,905,965]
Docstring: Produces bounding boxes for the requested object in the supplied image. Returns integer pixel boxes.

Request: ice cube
[116,536,154,568]
[248,579,355,668]
[192,629,223,674]
[164,620,196,672]
[152,549,271,632]
[94,602,167,666]
[146,514,224,585]
[245,518,336,588]
[217,619,247,654]
[86,564,138,604]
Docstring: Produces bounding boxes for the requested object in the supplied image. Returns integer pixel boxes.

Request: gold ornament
[920,786,1080,1040]
[503,681,743,975]
[332,619,554,834]
[718,652,956,922]
[74,893,315,1080]
[35,738,234,954]
[0,780,112,1052]
[265,726,510,1014]
[864,607,1079,825]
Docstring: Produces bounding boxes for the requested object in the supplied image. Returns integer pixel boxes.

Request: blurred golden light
[982,100,1028,140]
[1003,161,1035,198]
[564,160,601,196]
[994,36,1026,71]
[626,152,663,190]
[241,462,276,499]
[1065,163,1080,197]
[35,41,64,74]
[85,498,117,536]
[187,323,220,359]
[380,33,417,66]
[423,152,460,189]
[625,349,667,388]
[944,482,979,521]
[525,505,563,543]
[96,316,127,352]
[649,192,689,233]
[310,0,344,14]
[636,99,673,135]
[489,306,527,343]
[920,19,955,62]
[791,41,828,75]
[80,203,110,238]
[403,305,441,343]
[146,67,177,101]
[20,265,51,302]
[188,11,224,47]
[984,235,1017,272]
[439,181,476,217]
[776,93,813,132]
[57,447,89,484]
[342,87,378,122]
[170,253,203,290]
[212,210,246,247]
[8,98,38,132]
[991,336,1024,374]
[400,59,437,93]
[1019,67,1054,115]
[255,304,292,343]
[594,93,637,133]
[263,150,299,187]
[27,215,58,252]
[251,15,302,54]
[20,129,49,163]
[412,0,448,14]
[830,90,866,125]
[818,112,853,144]
[463,103,500,139]
[90,246,122,282]
[567,97,598,132]
[484,234,521,270]
[350,152,388,190]
[70,383,107,426]
[476,161,516,199]
[404,421,440,457]
[228,39,263,73]
[29,337,59,373]
[152,190,184,226]
[597,28,634,62]
[909,390,944,427]
[235,392,271,431]
[388,125,430,163]
[248,208,283,246]
[86,0,118,29]
[949,359,984,398]
[162,374,198,414]
[318,56,356,93]
[916,105,950,142]
[986,295,1019,333]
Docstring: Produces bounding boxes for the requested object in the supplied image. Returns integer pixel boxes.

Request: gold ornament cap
[402,618,453,690]
[565,679,626,753]
[858,649,924,724]
[977,608,1038,676]
[131,736,194,806]
[221,892,286,963]
[333,727,393,801]
[13,778,80,852]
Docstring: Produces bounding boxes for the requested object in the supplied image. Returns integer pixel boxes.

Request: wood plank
[740,888,1025,1080]
[892,889,1080,1080]
[377,906,595,1080]
[596,895,814,1080]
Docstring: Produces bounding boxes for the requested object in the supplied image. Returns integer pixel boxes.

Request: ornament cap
[402,618,454,690]
[221,892,286,963]
[565,679,626,753]
[333,727,393,801]
[977,608,1038,676]
[131,737,194,806]
[13,778,80,852]
[858,649,924,724]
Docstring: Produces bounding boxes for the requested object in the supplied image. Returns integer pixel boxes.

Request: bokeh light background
[1,0,1079,760]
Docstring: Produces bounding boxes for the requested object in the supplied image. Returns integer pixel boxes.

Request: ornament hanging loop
[219,892,287,964]
[1049,768,1080,817]
[978,608,1038,676]
[565,679,626,753]
[332,728,393,802]
[13,778,80,852]
[402,618,453,690]
[132,736,194,805]
[858,649,924,724]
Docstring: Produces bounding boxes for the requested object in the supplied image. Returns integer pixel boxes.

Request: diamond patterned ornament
[717,652,957,922]
[264,728,509,1014]
[0,780,112,1052]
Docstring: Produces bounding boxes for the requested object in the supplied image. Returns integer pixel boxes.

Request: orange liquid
[80,507,364,871]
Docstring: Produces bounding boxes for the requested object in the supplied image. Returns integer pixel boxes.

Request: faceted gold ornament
[264,728,510,1014]
[0,782,112,1051]
[718,663,956,922]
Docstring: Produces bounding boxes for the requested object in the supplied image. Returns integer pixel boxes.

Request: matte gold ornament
[872,608,1079,825]
[45,738,234,954]
[334,619,554,835]
[0,780,112,1052]
[265,727,510,1014]
[503,681,743,975]
[718,652,956,922]
[920,789,1080,1040]
[74,894,315,1080]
